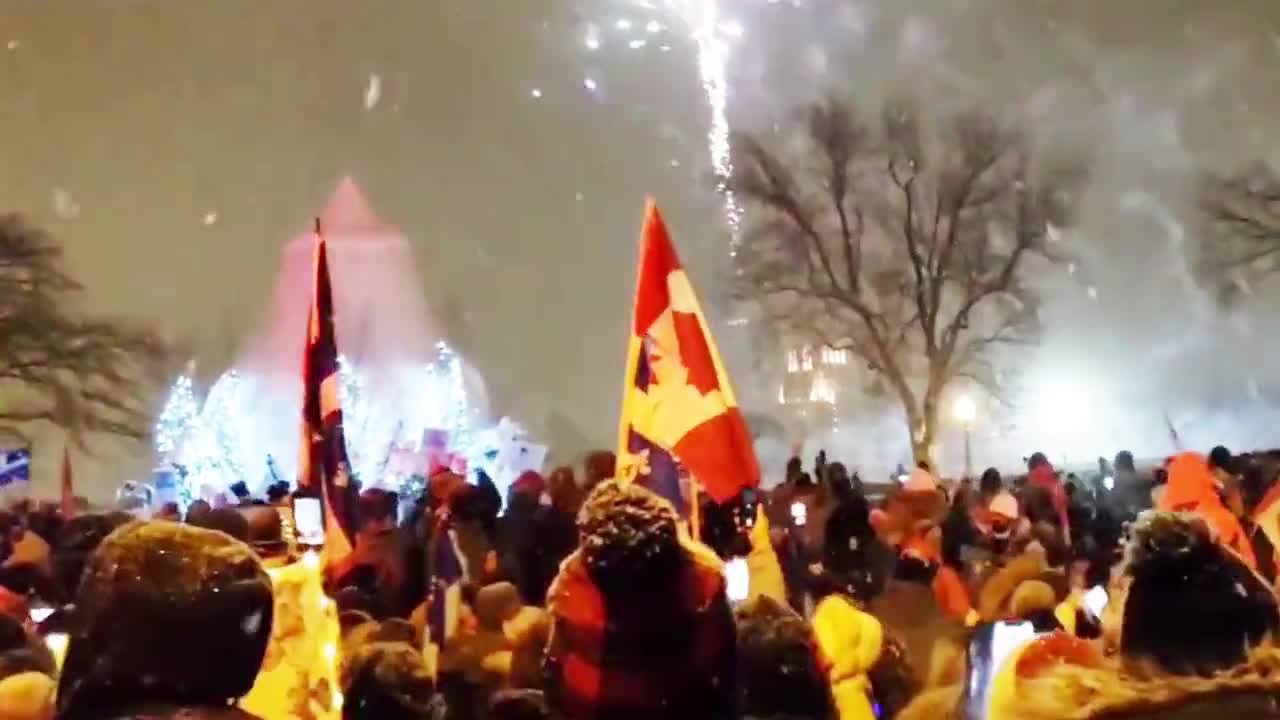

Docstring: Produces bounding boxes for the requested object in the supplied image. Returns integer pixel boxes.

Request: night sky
[5,1,1280,497]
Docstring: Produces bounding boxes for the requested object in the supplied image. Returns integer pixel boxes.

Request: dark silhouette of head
[1027,452,1049,471]
[733,595,833,719]
[57,522,273,718]
[577,481,681,601]
[1121,511,1279,676]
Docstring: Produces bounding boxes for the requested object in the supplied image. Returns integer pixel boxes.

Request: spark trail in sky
[583,0,750,254]
[679,0,744,255]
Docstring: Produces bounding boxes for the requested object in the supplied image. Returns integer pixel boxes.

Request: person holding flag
[615,198,760,518]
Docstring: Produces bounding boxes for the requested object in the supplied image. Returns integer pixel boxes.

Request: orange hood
[1160,452,1216,511]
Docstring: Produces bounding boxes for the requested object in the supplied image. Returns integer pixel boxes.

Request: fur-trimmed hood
[1001,645,1280,720]
[901,645,1280,720]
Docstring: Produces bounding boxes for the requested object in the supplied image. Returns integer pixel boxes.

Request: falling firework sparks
[576,1,755,252]
[681,0,744,255]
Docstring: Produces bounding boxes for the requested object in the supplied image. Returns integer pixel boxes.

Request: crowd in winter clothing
[0,445,1277,718]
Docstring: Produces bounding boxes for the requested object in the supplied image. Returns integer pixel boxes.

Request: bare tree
[1199,163,1280,302]
[0,214,169,447]
[728,97,1084,462]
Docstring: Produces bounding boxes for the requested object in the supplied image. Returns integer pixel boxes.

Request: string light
[156,344,480,499]
[155,374,198,459]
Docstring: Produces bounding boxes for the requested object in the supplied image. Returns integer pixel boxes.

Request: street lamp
[953,394,977,478]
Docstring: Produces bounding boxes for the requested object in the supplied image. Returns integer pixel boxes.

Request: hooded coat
[55,522,275,720]
[1025,463,1071,542]
[991,645,1280,720]
[811,596,886,720]
[543,537,736,720]
[1160,452,1257,569]
[745,506,787,606]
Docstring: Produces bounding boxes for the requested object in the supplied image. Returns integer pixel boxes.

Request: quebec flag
[0,450,31,488]
[615,199,760,508]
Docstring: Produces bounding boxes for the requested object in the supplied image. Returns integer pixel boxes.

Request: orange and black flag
[616,199,760,509]
[298,219,357,563]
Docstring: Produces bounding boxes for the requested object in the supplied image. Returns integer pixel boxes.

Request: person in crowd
[188,507,251,543]
[1108,449,1149,519]
[1024,453,1070,546]
[543,481,736,719]
[740,505,786,605]
[487,689,554,720]
[733,595,834,720]
[449,484,500,587]
[823,465,883,600]
[56,521,275,719]
[441,581,528,698]
[813,592,919,720]
[1208,445,1237,494]
[184,499,212,524]
[330,488,422,618]
[581,450,615,492]
[977,468,1004,508]
[996,512,1279,720]
[343,641,446,720]
[498,471,546,604]
[229,481,252,506]
[940,483,979,578]
[520,466,581,606]
[1159,451,1257,568]
[0,670,54,720]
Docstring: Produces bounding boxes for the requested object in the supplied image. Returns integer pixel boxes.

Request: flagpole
[689,477,701,542]
[615,199,655,483]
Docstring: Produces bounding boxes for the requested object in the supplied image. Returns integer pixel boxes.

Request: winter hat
[510,471,546,499]
[0,672,54,720]
[905,468,937,493]
[1121,511,1279,675]
[489,689,553,720]
[812,595,885,720]
[988,491,1020,522]
[1009,580,1058,620]
[342,641,440,720]
[56,521,274,718]
[474,582,522,631]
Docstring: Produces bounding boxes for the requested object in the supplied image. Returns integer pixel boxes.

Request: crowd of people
[0,445,1275,719]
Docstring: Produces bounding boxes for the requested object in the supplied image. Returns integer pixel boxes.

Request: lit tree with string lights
[154,373,198,460]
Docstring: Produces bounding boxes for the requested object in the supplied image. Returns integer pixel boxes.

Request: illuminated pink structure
[169,178,489,496]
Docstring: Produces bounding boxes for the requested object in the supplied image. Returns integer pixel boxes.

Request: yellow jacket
[812,595,884,720]
[746,505,787,605]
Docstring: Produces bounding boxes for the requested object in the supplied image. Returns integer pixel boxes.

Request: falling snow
[364,74,382,110]
[51,188,80,219]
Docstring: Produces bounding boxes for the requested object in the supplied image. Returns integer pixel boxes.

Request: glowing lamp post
[953,394,977,479]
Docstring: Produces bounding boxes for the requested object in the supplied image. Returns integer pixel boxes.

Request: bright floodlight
[953,394,977,424]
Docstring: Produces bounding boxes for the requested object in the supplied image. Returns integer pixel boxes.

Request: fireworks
[573,1,750,251]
